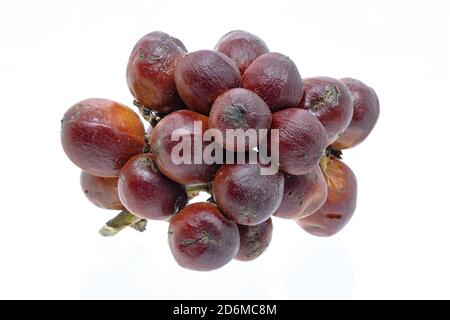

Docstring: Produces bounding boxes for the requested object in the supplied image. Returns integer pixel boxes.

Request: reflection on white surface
[281,239,353,299]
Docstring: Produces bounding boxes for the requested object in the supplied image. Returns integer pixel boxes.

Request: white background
[0,0,449,299]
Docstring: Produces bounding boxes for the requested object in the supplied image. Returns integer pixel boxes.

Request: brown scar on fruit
[312,85,341,109]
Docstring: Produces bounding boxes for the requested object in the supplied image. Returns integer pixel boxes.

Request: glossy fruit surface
[269,108,328,175]
[61,98,145,177]
[168,202,240,271]
[118,153,187,220]
[212,162,284,226]
[174,50,241,115]
[274,165,327,219]
[209,88,272,152]
[126,31,187,113]
[215,30,269,74]
[298,77,353,144]
[331,78,380,149]
[149,110,218,185]
[80,172,123,210]
[242,52,303,112]
[298,157,357,236]
[235,218,273,261]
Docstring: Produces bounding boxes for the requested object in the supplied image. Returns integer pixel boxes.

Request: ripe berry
[118,154,187,220]
[298,157,357,237]
[212,162,284,226]
[61,98,145,177]
[126,31,187,113]
[174,50,241,115]
[215,30,269,74]
[235,218,273,261]
[80,172,124,210]
[274,166,327,219]
[209,88,272,152]
[149,110,218,185]
[298,77,353,144]
[242,52,303,112]
[331,78,380,150]
[168,203,240,271]
[269,108,328,175]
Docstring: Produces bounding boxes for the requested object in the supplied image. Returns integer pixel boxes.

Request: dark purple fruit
[212,162,284,226]
[168,203,240,271]
[215,30,269,74]
[80,172,124,210]
[126,31,187,113]
[174,50,241,115]
[118,153,187,220]
[235,218,273,261]
[242,52,303,112]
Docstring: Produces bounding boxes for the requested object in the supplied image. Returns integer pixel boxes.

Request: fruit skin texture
[118,154,187,220]
[212,162,284,226]
[331,78,380,150]
[235,218,273,261]
[168,202,240,271]
[174,50,241,115]
[149,110,218,185]
[209,88,272,152]
[242,52,303,112]
[80,172,124,210]
[269,108,328,175]
[298,77,353,144]
[274,165,327,220]
[214,30,269,74]
[61,98,145,177]
[126,31,187,113]
[298,157,357,237]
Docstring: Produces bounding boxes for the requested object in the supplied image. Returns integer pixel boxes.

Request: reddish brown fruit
[242,52,303,112]
[274,166,327,219]
[212,163,284,226]
[174,50,241,115]
[209,88,272,152]
[118,154,187,220]
[126,31,187,113]
[298,157,357,237]
[269,108,328,175]
[235,218,273,261]
[331,78,380,150]
[215,30,269,74]
[168,203,240,271]
[80,172,124,210]
[61,98,145,177]
[298,77,353,144]
[149,110,218,185]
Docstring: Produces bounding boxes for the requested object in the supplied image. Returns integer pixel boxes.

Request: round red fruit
[126,31,187,113]
[174,50,241,115]
[118,154,187,220]
[298,157,357,237]
[168,203,240,271]
[80,172,124,210]
[298,77,353,144]
[235,218,273,261]
[331,78,380,149]
[209,88,272,152]
[242,52,303,112]
[212,162,284,226]
[61,98,145,177]
[215,30,269,74]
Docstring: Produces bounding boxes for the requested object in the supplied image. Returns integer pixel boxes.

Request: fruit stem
[133,100,164,127]
[99,209,144,237]
[186,183,211,200]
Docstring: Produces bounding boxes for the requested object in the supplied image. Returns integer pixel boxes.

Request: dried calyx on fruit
[60,29,379,271]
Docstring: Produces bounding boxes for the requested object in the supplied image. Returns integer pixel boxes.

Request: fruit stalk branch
[133,100,165,127]
[99,209,146,237]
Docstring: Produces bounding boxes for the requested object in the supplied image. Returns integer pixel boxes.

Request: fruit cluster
[61,30,379,271]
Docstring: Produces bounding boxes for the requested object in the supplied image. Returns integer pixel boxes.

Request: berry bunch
[61,30,379,271]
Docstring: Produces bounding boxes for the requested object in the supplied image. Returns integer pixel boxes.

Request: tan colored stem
[99,209,143,237]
